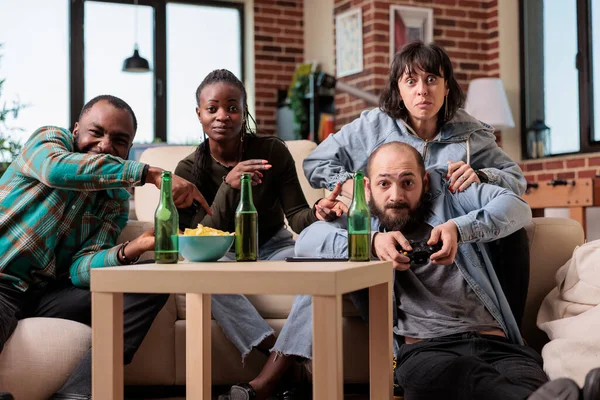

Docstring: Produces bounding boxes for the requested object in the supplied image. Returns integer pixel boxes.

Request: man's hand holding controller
[372,220,459,270]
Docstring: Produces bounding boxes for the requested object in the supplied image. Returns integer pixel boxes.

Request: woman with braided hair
[176,69,346,256]
[175,69,346,400]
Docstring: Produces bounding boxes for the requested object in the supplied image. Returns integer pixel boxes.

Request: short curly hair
[79,94,137,132]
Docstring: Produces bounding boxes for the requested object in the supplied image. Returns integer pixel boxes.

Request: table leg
[369,282,393,400]
[186,293,212,400]
[312,294,343,400]
[92,292,123,400]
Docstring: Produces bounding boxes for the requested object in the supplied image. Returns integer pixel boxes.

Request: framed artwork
[336,8,363,78]
[389,5,434,59]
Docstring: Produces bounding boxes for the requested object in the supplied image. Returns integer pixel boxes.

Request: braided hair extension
[192,69,257,186]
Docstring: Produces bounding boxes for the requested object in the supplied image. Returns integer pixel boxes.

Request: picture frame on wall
[390,5,433,59]
[335,7,363,78]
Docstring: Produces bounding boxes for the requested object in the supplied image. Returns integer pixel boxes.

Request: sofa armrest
[118,220,155,262]
[522,217,585,352]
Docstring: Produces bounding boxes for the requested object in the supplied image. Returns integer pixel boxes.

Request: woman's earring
[399,100,405,111]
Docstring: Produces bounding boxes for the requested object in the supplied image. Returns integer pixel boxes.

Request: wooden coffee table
[90,260,393,400]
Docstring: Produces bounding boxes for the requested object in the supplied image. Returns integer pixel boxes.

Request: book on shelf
[318,113,335,143]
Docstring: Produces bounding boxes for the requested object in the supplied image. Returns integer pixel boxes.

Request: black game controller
[396,240,443,264]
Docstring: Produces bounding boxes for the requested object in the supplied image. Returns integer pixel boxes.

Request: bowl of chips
[179,224,235,262]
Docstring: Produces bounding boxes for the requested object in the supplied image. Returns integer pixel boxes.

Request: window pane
[0,0,69,152]
[167,3,242,144]
[593,0,600,141]
[543,0,580,154]
[84,1,154,144]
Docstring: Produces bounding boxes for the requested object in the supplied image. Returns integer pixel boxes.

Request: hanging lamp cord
[134,0,139,49]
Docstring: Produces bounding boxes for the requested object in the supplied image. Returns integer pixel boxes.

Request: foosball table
[522,177,599,237]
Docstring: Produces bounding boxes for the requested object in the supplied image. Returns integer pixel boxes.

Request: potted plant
[287,62,316,139]
[0,44,26,177]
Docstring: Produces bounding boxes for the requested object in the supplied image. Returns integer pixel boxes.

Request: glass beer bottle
[348,170,371,261]
[235,173,258,261]
[154,171,179,263]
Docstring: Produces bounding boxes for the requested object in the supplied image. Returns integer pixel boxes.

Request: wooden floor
[152,393,370,399]
[127,384,371,399]
[160,396,369,400]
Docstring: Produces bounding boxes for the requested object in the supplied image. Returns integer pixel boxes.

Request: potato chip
[182,224,233,236]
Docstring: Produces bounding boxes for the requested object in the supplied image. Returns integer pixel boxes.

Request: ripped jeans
[272,277,399,360]
[212,229,369,361]
[211,228,297,360]
[214,292,314,361]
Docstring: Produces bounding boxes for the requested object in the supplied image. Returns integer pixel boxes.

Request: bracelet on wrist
[119,241,140,265]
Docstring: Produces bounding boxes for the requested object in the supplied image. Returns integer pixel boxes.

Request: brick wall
[333,0,500,132]
[254,0,304,135]
[521,154,600,183]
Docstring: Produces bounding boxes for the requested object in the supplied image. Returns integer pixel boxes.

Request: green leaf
[0,42,28,163]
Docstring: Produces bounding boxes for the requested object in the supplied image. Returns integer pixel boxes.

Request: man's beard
[368,193,427,233]
[73,135,92,154]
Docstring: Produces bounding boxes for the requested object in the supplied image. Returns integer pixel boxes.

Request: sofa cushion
[285,140,324,207]
[523,217,585,352]
[0,318,91,400]
[135,145,196,222]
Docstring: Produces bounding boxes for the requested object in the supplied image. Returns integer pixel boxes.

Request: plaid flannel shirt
[0,126,146,291]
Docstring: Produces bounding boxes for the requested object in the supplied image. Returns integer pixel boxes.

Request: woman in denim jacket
[305,41,530,328]
[304,41,526,197]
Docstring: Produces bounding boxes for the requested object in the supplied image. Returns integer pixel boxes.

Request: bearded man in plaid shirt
[0,95,211,400]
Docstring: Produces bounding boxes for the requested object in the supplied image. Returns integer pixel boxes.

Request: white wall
[217,0,255,117]
[303,0,335,74]
[243,0,255,118]
[498,0,522,162]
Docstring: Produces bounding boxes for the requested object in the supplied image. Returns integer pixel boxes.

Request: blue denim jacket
[295,170,532,345]
[304,108,526,195]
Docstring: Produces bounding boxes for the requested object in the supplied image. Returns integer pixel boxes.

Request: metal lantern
[526,119,551,159]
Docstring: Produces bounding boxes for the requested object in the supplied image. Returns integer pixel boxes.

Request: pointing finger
[192,188,213,216]
[327,182,343,200]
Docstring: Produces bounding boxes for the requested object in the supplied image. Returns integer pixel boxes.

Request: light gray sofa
[0,140,586,399]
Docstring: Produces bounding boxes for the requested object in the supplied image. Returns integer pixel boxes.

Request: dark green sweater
[175,135,318,247]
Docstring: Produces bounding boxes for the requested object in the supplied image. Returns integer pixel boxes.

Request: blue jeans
[211,228,297,360]
[213,228,353,361]
[271,274,399,361]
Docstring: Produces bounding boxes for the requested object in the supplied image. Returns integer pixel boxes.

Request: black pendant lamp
[122,0,151,73]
